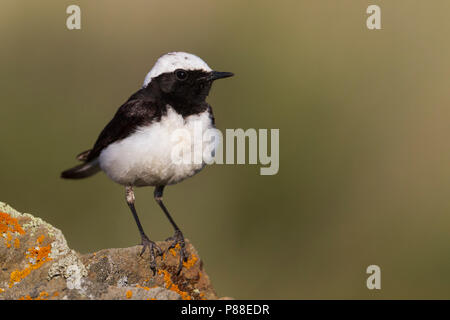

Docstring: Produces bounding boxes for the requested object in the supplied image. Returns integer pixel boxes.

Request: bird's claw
[140,235,162,275]
[166,230,188,275]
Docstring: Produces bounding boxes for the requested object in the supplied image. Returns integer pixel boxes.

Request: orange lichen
[1,212,25,250]
[137,283,164,300]
[0,288,4,293]
[169,244,181,257]
[159,269,172,288]
[171,283,191,300]
[0,212,25,235]
[168,244,197,269]
[9,236,52,288]
[182,254,198,269]
[14,238,20,248]
[126,290,133,299]
[136,284,150,290]
[53,292,59,297]
[26,243,52,265]
[136,283,157,291]
[10,269,30,287]
[5,231,12,248]
[36,291,49,300]
[18,291,49,300]
[157,269,192,300]
[37,235,45,245]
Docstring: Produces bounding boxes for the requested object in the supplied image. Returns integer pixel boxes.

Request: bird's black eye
[175,69,188,81]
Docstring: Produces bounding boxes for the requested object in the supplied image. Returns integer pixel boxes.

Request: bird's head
[142,52,233,104]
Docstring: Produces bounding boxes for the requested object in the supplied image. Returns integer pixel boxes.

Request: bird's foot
[165,230,188,275]
[140,234,163,275]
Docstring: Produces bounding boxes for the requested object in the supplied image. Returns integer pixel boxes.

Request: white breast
[98,106,215,187]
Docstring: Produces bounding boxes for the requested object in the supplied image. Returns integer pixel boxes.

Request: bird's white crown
[143,52,212,88]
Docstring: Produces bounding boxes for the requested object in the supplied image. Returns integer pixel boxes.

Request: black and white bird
[61,52,233,274]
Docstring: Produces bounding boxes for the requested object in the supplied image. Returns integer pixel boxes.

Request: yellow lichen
[126,290,133,299]
[9,236,52,288]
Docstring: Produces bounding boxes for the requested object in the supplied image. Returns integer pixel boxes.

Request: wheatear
[62,52,233,274]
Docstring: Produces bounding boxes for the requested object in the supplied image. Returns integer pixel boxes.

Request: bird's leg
[154,185,188,274]
[126,186,162,275]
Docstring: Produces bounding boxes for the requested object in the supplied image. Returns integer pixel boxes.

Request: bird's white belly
[99,107,215,186]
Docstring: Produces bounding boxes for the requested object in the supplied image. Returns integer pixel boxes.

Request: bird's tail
[61,160,100,179]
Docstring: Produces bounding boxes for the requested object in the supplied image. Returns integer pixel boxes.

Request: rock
[0,202,218,300]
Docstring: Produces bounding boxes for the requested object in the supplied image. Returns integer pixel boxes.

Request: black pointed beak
[200,71,234,82]
[210,71,234,81]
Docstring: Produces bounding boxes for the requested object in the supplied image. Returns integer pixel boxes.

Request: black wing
[85,95,160,162]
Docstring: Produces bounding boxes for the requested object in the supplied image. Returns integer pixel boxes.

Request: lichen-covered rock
[0,202,218,300]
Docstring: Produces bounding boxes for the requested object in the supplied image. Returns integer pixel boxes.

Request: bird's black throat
[141,70,213,118]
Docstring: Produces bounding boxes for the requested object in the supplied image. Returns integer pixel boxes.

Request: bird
[61,52,233,274]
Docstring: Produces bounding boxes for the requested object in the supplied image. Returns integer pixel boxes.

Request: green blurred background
[1,0,450,299]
